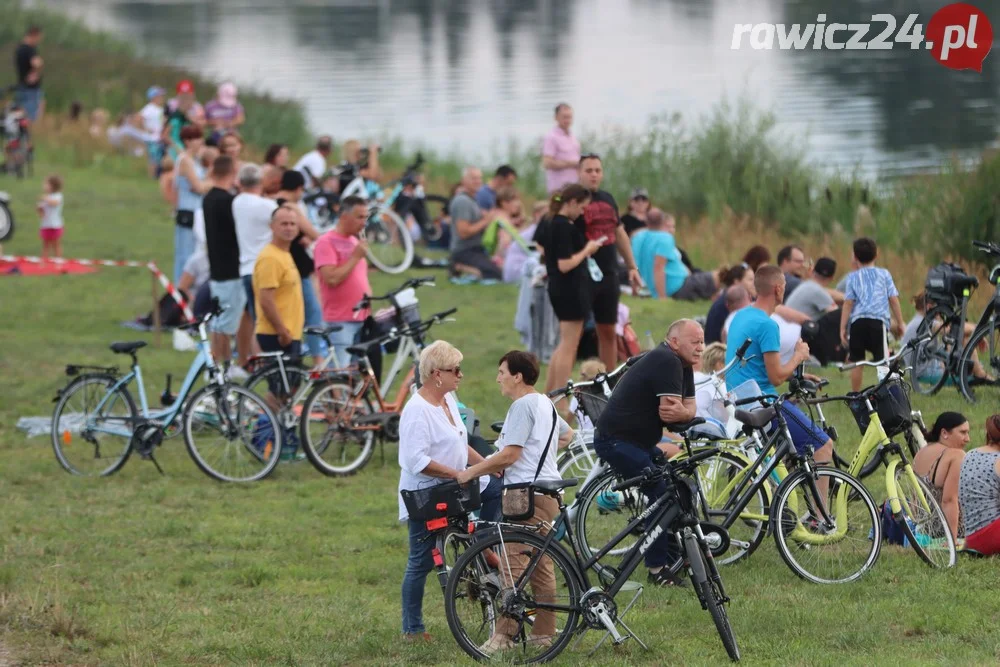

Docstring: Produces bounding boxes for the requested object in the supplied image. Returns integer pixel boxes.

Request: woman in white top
[457,350,573,655]
[397,341,500,641]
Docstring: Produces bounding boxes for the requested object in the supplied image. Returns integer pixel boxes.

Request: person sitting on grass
[958,414,1000,555]
[631,208,718,301]
[448,167,502,282]
[37,173,63,260]
[839,237,904,393]
[913,412,969,542]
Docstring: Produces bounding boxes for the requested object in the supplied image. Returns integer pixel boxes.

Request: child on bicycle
[839,237,904,392]
[37,173,64,260]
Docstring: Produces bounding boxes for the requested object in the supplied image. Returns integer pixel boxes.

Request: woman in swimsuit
[912,412,970,541]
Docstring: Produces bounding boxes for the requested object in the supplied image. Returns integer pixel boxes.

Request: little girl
[38,174,64,259]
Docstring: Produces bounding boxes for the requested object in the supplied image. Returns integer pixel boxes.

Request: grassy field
[2,150,1000,667]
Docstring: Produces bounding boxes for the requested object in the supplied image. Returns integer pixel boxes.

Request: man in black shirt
[594,319,704,586]
[577,155,642,373]
[203,155,246,371]
[13,25,44,122]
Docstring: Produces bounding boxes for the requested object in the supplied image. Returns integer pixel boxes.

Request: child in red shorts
[38,173,64,259]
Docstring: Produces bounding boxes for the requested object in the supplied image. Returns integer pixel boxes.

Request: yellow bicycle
[805,343,957,568]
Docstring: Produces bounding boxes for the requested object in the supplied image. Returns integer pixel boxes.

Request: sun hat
[176,79,195,95]
[217,82,238,108]
[146,86,166,101]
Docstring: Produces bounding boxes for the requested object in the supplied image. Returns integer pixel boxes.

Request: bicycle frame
[85,339,216,438]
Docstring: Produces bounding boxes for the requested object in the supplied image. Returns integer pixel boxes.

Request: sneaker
[528,634,554,648]
[647,568,688,587]
[403,632,433,642]
[596,490,624,512]
[479,635,517,656]
[226,365,250,382]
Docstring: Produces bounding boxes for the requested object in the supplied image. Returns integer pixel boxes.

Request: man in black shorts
[593,319,704,586]
[577,154,642,372]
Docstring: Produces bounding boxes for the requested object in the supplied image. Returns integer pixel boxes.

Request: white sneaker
[226,365,250,381]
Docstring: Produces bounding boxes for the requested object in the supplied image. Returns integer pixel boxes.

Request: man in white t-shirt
[293,135,333,190]
[771,312,803,364]
[232,163,278,322]
[140,85,166,177]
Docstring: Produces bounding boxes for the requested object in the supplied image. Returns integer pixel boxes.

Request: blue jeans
[14,86,43,121]
[401,476,501,634]
[174,225,196,285]
[593,434,679,569]
[301,277,326,359]
[326,321,365,368]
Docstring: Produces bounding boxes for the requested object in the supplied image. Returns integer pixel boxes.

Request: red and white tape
[1,254,194,322]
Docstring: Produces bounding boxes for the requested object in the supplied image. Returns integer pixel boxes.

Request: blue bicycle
[51,306,283,482]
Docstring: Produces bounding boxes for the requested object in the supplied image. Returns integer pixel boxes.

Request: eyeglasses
[440,366,462,376]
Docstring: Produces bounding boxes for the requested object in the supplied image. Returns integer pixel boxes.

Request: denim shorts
[777,402,830,455]
[14,86,43,121]
[209,279,246,335]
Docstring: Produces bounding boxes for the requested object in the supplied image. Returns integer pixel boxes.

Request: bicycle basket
[401,480,481,521]
[847,379,912,437]
[574,385,609,424]
[373,302,421,353]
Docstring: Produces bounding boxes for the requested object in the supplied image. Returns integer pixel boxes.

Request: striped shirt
[844,266,898,326]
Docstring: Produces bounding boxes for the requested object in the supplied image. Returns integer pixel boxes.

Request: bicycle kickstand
[147,452,165,476]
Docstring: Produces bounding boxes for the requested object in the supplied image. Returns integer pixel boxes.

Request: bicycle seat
[670,417,706,434]
[534,478,578,494]
[109,341,147,355]
[304,324,343,337]
[345,340,381,357]
[735,406,776,430]
[491,421,504,434]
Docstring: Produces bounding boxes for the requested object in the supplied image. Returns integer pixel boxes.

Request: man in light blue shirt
[632,209,716,300]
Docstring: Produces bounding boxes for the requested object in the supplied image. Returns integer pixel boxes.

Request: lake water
[29,0,1000,178]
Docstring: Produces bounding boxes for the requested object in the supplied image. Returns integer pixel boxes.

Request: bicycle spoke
[52,376,135,476]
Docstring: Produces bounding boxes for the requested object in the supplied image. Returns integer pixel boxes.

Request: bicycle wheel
[894,466,957,569]
[910,308,956,395]
[573,468,646,562]
[421,194,449,242]
[299,381,376,476]
[245,362,310,451]
[51,374,136,476]
[693,451,768,566]
[957,319,1000,404]
[433,524,480,592]
[183,383,282,482]
[683,532,740,662]
[365,207,414,274]
[444,528,582,664]
[557,432,596,504]
[771,467,881,584]
[0,199,13,242]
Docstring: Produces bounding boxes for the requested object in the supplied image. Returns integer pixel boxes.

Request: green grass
[2,147,1000,666]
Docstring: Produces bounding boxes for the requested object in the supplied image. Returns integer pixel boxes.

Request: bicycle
[442,440,738,663]
[0,189,13,241]
[51,305,283,482]
[911,240,1000,403]
[806,339,957,568]
[297,310,457,475]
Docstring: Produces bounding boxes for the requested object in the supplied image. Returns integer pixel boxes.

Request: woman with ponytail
[542,184,603,396]
[913,412,970,540]
[958,414,1000,554]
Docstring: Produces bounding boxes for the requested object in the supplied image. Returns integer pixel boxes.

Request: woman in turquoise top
[173,125,209,283]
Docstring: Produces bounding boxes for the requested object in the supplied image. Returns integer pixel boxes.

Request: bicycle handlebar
[611,447,720,492]
[974,240,1000,255]
[546,354,634,399]
[353,277,435,311]
[840,333,929,371]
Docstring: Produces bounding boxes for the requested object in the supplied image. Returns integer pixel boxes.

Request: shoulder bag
[501,405,558,521]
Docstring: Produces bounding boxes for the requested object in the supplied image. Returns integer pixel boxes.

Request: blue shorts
[209,279,246,335]
[776,402,830,455]
[242,274,256,320]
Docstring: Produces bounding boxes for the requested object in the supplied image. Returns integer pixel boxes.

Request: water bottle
[644,331,656,351]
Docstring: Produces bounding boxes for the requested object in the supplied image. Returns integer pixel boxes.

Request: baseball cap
[217,82,238,108]
[176,79,195,95]
[630,187,649,200]
[814,257,837,278]
[146,85,165,101]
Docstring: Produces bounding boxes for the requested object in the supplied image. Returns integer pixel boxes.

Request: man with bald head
[448,166,502,281]
[593,318,704,587]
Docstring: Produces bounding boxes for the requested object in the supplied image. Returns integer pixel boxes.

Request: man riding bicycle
[593,318,704,586]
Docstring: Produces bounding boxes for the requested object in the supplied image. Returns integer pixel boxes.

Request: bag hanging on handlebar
[501,407,558,521]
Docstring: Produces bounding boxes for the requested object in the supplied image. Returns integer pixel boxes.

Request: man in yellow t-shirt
[252,205,304,358]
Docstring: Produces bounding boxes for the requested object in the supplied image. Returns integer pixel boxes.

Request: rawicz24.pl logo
[730,2,993,71]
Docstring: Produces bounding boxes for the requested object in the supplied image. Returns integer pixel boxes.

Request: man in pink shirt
[541,103,581,193]
[313,196,371,366]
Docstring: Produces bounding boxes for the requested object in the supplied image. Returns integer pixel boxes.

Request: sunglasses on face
[440,366,462,376]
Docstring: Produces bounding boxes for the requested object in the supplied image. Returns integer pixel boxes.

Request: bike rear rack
[65,364,119,377]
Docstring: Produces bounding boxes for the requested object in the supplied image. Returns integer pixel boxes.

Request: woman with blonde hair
[397,341,500,641]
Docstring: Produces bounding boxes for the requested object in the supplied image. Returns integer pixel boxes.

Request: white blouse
[398,392,482,521]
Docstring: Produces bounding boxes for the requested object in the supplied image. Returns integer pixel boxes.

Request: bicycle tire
[299,381,376,476]
[183,383,282,482]
[957,319,999,404]
[691,450,768,566]
[245,362,311,417]
[51,374,136,477]
[434,525,476,592]
[894,468,957,569]
[771,466,881,584]
[365,206,414,274]
[910,307,957,396]
[421,194,449,242]
[573,467,645,562]
[0,199,13,242]
[683,532,740,662]
[444,528,582,664]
